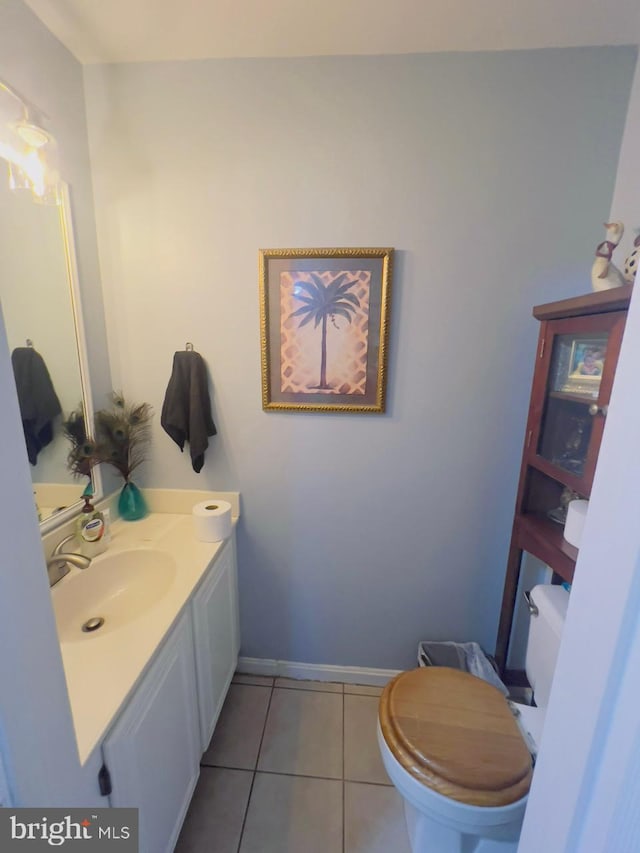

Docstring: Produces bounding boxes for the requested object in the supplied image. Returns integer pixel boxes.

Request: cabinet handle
[588,404,608,417]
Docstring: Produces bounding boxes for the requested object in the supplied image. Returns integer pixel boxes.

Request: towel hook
[185,342,194,352]
[26,338,33,348]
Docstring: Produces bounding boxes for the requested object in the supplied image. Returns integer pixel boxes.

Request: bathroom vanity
[50,505,240,852]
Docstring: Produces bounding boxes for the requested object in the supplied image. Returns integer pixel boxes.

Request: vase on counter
[92,393,153,522]
[118,480,148,521]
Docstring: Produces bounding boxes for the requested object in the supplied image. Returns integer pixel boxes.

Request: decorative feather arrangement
[62,406,98,480]
[94,392,153,483]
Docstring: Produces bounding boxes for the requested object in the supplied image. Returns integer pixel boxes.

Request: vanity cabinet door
[103,609,200,853]
[192,537,240,751]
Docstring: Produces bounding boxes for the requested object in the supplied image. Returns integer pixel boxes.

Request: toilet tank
[525,584,570,710]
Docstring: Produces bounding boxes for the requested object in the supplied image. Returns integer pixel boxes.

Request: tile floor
[175,674,411,853]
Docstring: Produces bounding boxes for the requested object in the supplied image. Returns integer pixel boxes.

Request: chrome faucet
[46,533,92,587]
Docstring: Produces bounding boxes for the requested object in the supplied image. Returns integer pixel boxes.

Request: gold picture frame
[259,247,393,413]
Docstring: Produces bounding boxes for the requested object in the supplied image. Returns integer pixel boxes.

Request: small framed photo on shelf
[259,247,393,413]
[561,337,608,397]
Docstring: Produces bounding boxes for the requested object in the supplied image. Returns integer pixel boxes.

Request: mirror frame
[34,182,103,533]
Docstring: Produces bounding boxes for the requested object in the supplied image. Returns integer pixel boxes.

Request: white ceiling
[23,0,640,65]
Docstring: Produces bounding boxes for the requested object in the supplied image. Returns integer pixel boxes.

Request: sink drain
[82,616,105,633]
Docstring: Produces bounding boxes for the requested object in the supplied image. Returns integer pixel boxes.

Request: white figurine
[603,220,624,247]
[591,221,626,292]
[623,232,640,284]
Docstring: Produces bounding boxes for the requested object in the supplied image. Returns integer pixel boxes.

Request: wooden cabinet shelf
[525,456,590,499]
[495,287,632,673]
[515,513,577,584]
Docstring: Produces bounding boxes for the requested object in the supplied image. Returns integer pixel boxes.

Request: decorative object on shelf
[591,221,626,292]
[623,230,640,284]
[603,220,624,247]
[95,392,153,521]
[259,247,393,413]
[560,335,608,398]
[553,414,589,476]
[547,487,581,525]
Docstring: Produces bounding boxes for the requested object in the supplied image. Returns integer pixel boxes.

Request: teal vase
[118,480,148,521]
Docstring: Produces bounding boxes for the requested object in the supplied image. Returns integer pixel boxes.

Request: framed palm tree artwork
[259,248,393,412]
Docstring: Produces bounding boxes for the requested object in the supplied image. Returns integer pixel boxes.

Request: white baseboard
[237,656,401,687]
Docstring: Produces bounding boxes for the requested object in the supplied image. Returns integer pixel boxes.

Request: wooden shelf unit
[495,285,632,674]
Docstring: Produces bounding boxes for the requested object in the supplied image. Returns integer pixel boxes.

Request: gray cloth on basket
[161,350,217,473]
[418,641,509,695]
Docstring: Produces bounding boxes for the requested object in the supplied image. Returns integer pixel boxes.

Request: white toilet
[377,584,569,853]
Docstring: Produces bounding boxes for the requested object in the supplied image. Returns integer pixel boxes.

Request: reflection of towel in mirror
[11,347,62,465]
[161,351,217,473]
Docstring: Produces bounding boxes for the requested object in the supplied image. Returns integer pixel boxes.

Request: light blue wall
[610,57,640,261]
[84,46,636,669]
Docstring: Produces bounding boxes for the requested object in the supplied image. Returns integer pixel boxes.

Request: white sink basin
[52,549,177,643]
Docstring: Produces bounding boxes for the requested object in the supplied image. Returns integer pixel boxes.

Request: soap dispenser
[76,487,108,557]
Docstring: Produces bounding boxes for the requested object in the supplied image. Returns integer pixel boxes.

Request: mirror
[0,169,101,529]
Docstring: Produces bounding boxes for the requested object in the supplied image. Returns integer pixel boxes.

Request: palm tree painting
[288,271,363,391]
[260,248,392,411]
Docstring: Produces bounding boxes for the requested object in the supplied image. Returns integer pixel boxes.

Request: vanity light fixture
[0,77,60,205]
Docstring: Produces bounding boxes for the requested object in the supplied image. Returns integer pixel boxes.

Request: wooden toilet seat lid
[379,668,532,807]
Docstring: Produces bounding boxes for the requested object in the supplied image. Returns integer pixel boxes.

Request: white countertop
[52,513,235,765]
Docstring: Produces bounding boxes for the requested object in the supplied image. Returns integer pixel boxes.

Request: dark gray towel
[161,351,217,473]
[11,347,62,465]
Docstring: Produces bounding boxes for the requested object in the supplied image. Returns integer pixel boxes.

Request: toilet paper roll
[192,499,232,542]
[563,500,589,549]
